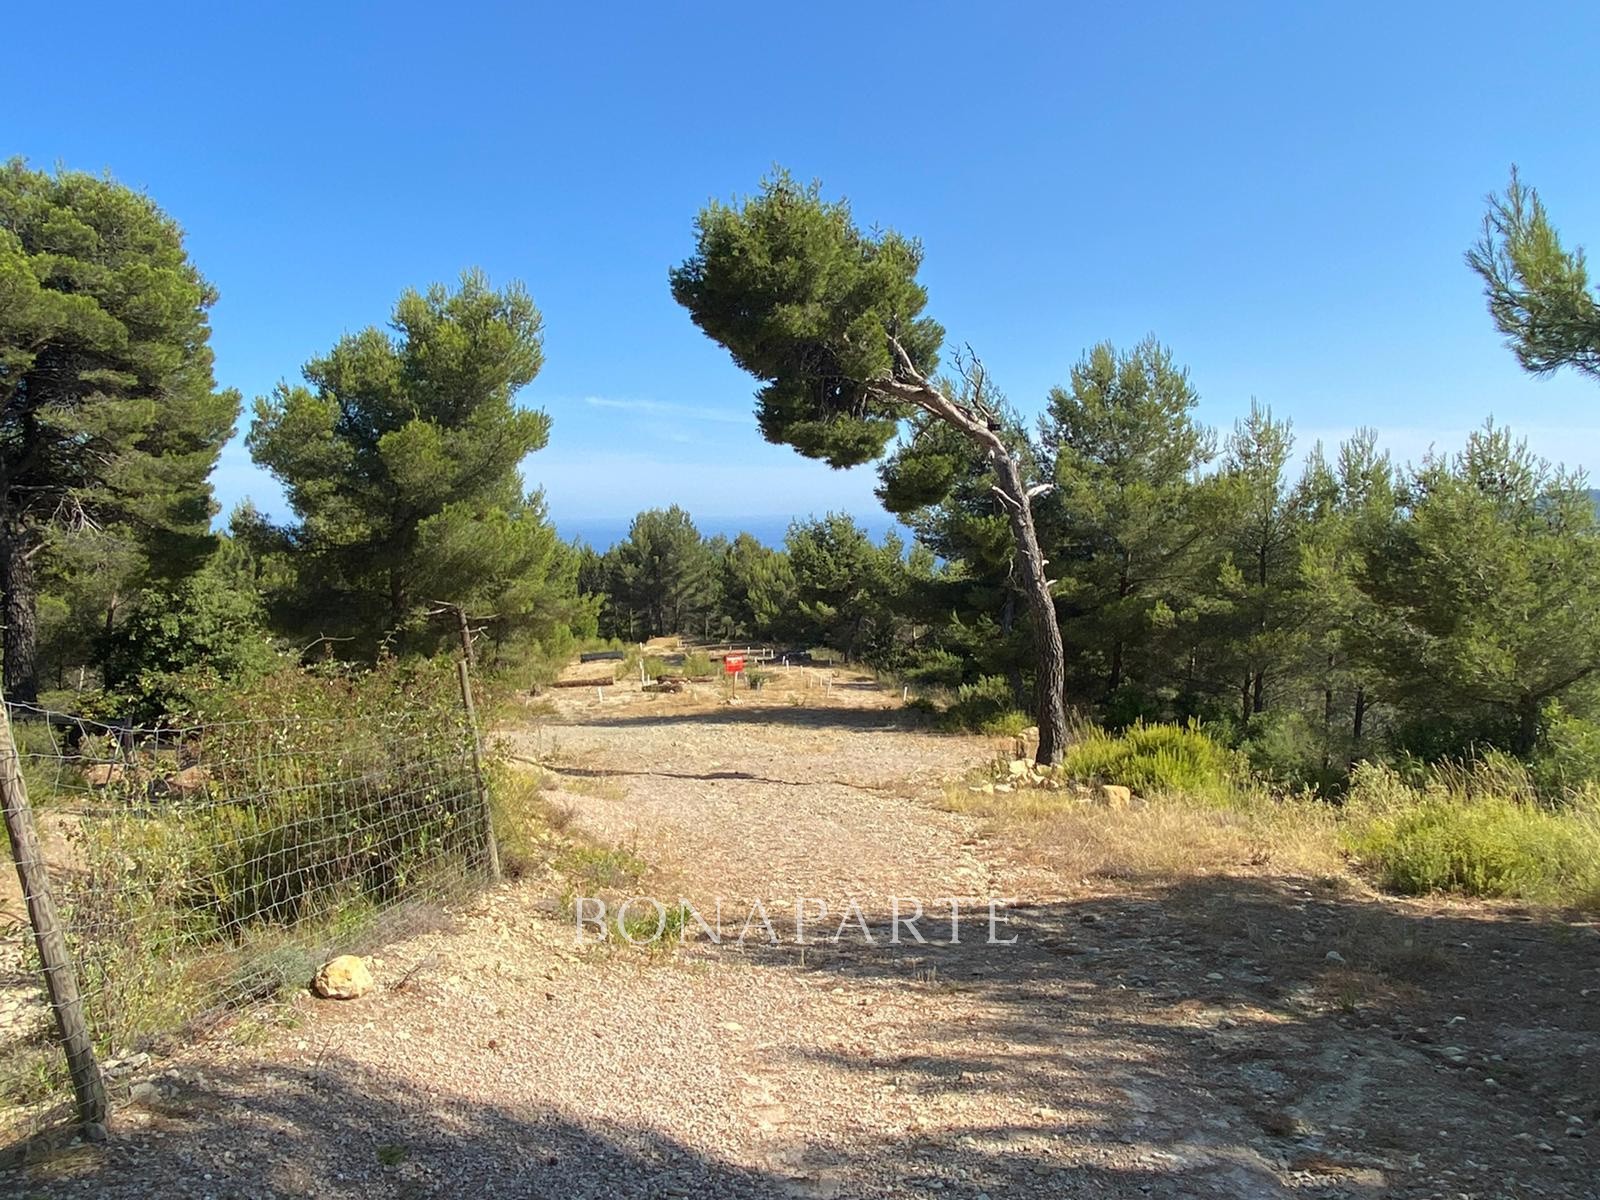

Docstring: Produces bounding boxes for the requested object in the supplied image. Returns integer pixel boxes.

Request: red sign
[724,654,746,674]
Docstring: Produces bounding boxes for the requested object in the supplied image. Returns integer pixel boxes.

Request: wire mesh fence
[0,674,495,1144]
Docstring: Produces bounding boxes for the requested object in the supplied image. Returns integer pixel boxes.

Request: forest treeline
[6,157,1600,799]
[582,368,1600,794]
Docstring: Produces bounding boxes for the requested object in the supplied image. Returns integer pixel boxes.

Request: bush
[682,651,717,679]
[1238,709,1347,795]
[1061,721,1242,801]
[900,648,966,690]
[1343,762,1600,905]
[101,562,280,723]
[61,659,491,1050]
[1532,704,1600,800]
[939,675,1028,735]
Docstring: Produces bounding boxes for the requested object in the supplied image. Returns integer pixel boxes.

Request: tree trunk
[1,524,39,703]
[1107,556,1130,698]
[878,345,1068,765]
[991,452,1068,765]
[389,567,407,632]
[1514,694,1540,758]
[1352,687,1368,743]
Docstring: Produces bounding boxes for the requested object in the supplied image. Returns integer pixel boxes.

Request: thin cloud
[581,396,750,425]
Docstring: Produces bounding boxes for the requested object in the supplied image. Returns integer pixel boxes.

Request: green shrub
[979,710,1032,737]
[1343,762,1600,904]
[60,659,491,1052]
[100,561,280,724]
[940,675,1026,734]
[1236,709,1350,795]
[682,651,716,679]
[1061,721,1241,800]
[1532,704,1600,800]
[901,648,966,689]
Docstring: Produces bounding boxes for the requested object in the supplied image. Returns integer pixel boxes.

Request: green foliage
[719,532,797,641]
[879,395,1034,693]
[1344,762,1600,904]
[939,675,1028,734]
[0,160,239,698]
[60,659,489,1052]
[1237,709,1346,795]
[249,270,560,652]
[588,506,717,639]
[100,556,280,722]
[1531,703,1600,800]
[1060,722,1242,800]
[670,170,943,467]
[1468,169,1600,382]
[557,844,647,893]
[1039,339,1218,703]
[785,514,908,661]
[681,651,716,679]
[1355,423,1600,757]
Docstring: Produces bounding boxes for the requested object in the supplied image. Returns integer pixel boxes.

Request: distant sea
[557,512,902,551]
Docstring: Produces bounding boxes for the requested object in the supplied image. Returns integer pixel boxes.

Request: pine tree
[1356,424,1600,757]
[1468,169,1600,382]
[248,271,557,651]
[671,172,1070,762]
[1038,339,1218,714]
[0,161,239,698]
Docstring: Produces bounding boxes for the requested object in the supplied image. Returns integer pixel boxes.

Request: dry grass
[942,783,1346,882]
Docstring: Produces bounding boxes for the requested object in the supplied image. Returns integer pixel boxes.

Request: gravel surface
[5,667,1598,1198]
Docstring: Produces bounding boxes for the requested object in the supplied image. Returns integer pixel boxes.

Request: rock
[1325,950,1347,965]
[993,783,1014,794]
[165,765,210,796]
[312,955,373,1000]
[82,762,125,788]
[1007,759,1029,778]
[1011,727,1040,759]
[1097,784,1132,808]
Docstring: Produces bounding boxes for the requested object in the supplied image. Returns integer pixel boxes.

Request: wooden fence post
[0,696,109,1133]
[456,659,501,881]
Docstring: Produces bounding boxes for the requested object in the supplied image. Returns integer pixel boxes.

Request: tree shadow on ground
[563,703,943,736]
[726,874,1600,1197]
[8,877,1596,1198]
[6,1045,1289,1198]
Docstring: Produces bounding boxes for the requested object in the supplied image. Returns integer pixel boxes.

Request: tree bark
[0,523,39,703]
[877,345,1069,764]
[1514,694,1540,758]
[992,452,1069,763]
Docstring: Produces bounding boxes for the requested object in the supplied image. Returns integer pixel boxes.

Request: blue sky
[8,2,1600,546]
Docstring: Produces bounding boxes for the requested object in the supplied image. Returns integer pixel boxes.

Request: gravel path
[6,668,1598,1198]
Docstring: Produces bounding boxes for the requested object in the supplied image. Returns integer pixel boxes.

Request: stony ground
[5,664,1600,1198]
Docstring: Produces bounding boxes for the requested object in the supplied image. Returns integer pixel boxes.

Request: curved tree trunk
[877,345,1068,765]
[991,451,1068,764]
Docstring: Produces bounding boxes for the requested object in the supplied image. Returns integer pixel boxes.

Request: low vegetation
[1343,761,1600,905]
[946,722,1600,911]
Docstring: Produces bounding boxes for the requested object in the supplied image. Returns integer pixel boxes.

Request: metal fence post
[0,695,109,1133]
[455,659,501,881]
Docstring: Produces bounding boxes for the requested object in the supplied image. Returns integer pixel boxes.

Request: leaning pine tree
[670,172,1068,763]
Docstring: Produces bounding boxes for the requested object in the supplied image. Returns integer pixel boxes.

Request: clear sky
[9,2,1600,545]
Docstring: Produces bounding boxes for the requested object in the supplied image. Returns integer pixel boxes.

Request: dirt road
[8,667,1599,1198]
